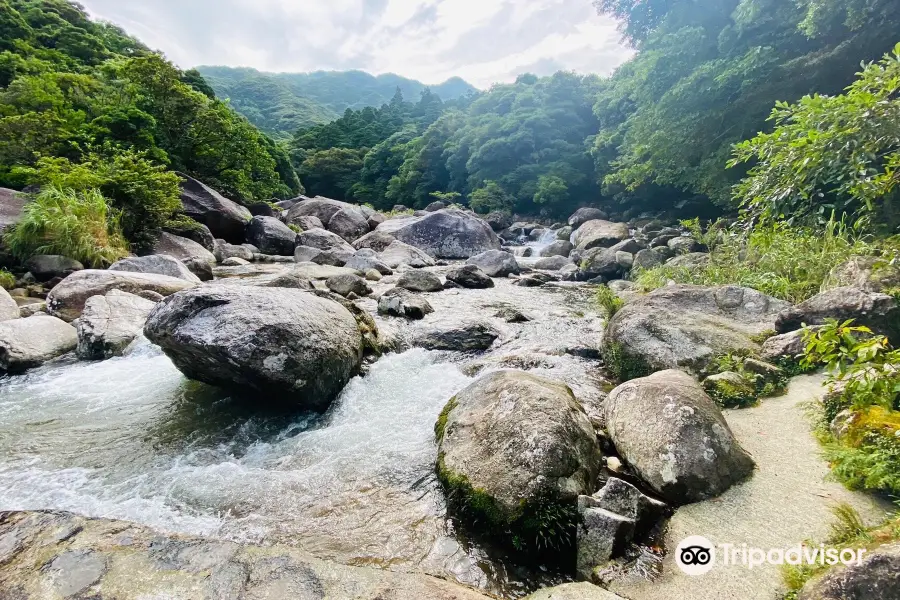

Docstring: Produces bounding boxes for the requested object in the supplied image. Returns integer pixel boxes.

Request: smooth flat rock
[0,315,76,372]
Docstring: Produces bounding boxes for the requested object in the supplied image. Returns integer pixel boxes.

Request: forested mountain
[286,0,900,221]
[197,66,477,139]
[0,0,302,249]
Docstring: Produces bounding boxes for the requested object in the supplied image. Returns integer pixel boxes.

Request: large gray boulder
[397,270,443,293]
[798,543,900,600]
[374,209,500,258]
[296,228,355,263]
[414,319,500,352]
[603,285,790,379]
[378,240,435,268]
[344,250,392,276]
[284,197,354,228]
[152,232,216,280]
[0,315,76,372]
[162,221,215,251]
[534,255,574,271]
[76,290,157,360]
[485,211,512,232]
[24,255,84,282]
[568,208,608,229]
[328,207,370,242]
[776,286,900,342]
[466,250,520,277]
[539,240,574,258]
[109,255,201,283]
[632,248,663,271]
[178,175,252,244]
[377,288,434,320]
[0,288,19,322]
[144,285,369,410]
[573,220,629,251]
[245,216,297,256]
[822,256,900,293]
[0,187,27,231]
[446,264,494,289]
[667,252,710,269]
[604,369,755,504]
[436,370,601,544]
[289,215,325,231]
[214,240,255,263]
[47,270,196,322]
[353,230,397,252]
[325,274,372,298]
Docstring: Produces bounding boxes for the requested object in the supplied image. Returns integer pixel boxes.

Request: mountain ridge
[196,66,476,139]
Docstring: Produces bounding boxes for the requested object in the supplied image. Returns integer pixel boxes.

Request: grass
[595,285,624,319]
[781,505,899,599]
[5,186,129,268]
[0,269,15,290]
[633,219,877,304]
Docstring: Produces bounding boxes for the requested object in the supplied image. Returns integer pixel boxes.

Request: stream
[0,265,607,598]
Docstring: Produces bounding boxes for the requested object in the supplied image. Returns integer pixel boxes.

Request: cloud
[79,0,632,88]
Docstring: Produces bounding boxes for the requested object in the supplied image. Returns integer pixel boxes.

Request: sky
[79,0,633,89]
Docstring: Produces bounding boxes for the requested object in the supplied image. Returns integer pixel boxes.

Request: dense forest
[197,66,477,140]
[0,0,300,248]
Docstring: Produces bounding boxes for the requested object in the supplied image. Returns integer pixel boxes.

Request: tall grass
[634,220,875,303]
[5,186,129,268]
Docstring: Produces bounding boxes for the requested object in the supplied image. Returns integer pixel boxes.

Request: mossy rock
[703,371,758,408]
[601,340,653,382]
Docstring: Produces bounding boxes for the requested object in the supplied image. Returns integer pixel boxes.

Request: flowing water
[0,271,607,598]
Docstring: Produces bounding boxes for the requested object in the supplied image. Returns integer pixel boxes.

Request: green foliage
[434,397,457,444]
[595,285,624,320]
[0,269,14,290]
[468,181,514,215]
[592,0,900,217]
[0,0,300,248]
[633,219,874,303]
[603,340,653,382]
[731,44,900,229]
[4,185,128,267]
[429,191,460,204]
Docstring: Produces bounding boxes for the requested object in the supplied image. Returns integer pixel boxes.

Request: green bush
[634,219,874,303]
[16,152,182,251]
[0,269,15,290]
[4,185,129,267]
[595,285,624,320]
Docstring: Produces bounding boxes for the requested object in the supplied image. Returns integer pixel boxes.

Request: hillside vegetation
[197,66,476,139]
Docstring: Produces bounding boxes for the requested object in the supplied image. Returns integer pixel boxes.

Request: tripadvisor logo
[674,536,868,576]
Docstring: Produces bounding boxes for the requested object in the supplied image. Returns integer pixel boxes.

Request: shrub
[595,285,624,319]
[0,269,14,290]
[4,185,129,267]
[634,219,874,303]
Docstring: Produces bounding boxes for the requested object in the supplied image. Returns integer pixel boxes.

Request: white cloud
[80,0,632,88]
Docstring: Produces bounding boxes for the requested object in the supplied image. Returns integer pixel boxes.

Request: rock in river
[377,288,434,320]
[397,269,443,292]
[602,284,790,379]
[0,314,76,372]
[446,264,494,289]
[436,370,601,546]
[76,290,157,360]
[179,175,252,244]
[375,209,501,258]
[466,249,520,277]
[604,369,755,504]
[47,270,196,322]
[109,254,201,283]
[144,285,369,410]
[245,216,297,256]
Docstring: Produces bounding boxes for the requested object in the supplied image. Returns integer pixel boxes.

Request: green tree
[469,181,514,214]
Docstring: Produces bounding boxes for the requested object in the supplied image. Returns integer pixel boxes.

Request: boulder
[632,248,663,271]
[539,240,574,258]
[344,250,392,275]
[296,228,355,264]
[144,285,368,410]
[485,211,512,232]
[76,290,156,360]
[467,250,520,277]
[667,252,710,269]
[760,329,808,362]
[214,240,255,263]
[293,245,325,264]
[24,255,83,282]
[178,175,252,243]
[377,288,434,320]
[568,208,609,229]
[326,274,372,298]
[374,209,501,258]
[379,240,436,268]
[573,220,630,251]
[584,477,668,535]
[288,215,324,231]
[557,226,573,241]
[798,543,900,600]
[0,315,76,372]
[414,319,500,352]
[0,187,28,230]
[109,255,201,283]
[776,287,900,342]
[822,256,900,293]
[247,201,278,217]
[162,221,216,251]
[47,270,196,322]
[221,257,249,267]
[446,264,494,289]
[603,285,790,379]
[425,201,446,212]
[604,370,755,504]
[328,207,370,242]
[284,197,354,228]
[397,270,443,293]
[367,213,386,229]
[534,255,574,271]
[436,370,601,544]
[152,232,216,274]
[668,236,701,254]
[576,508,635,579]
[353,230,397,252]
[581,240,642,278]
[245,216,297,256]
[702,371,757,407]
